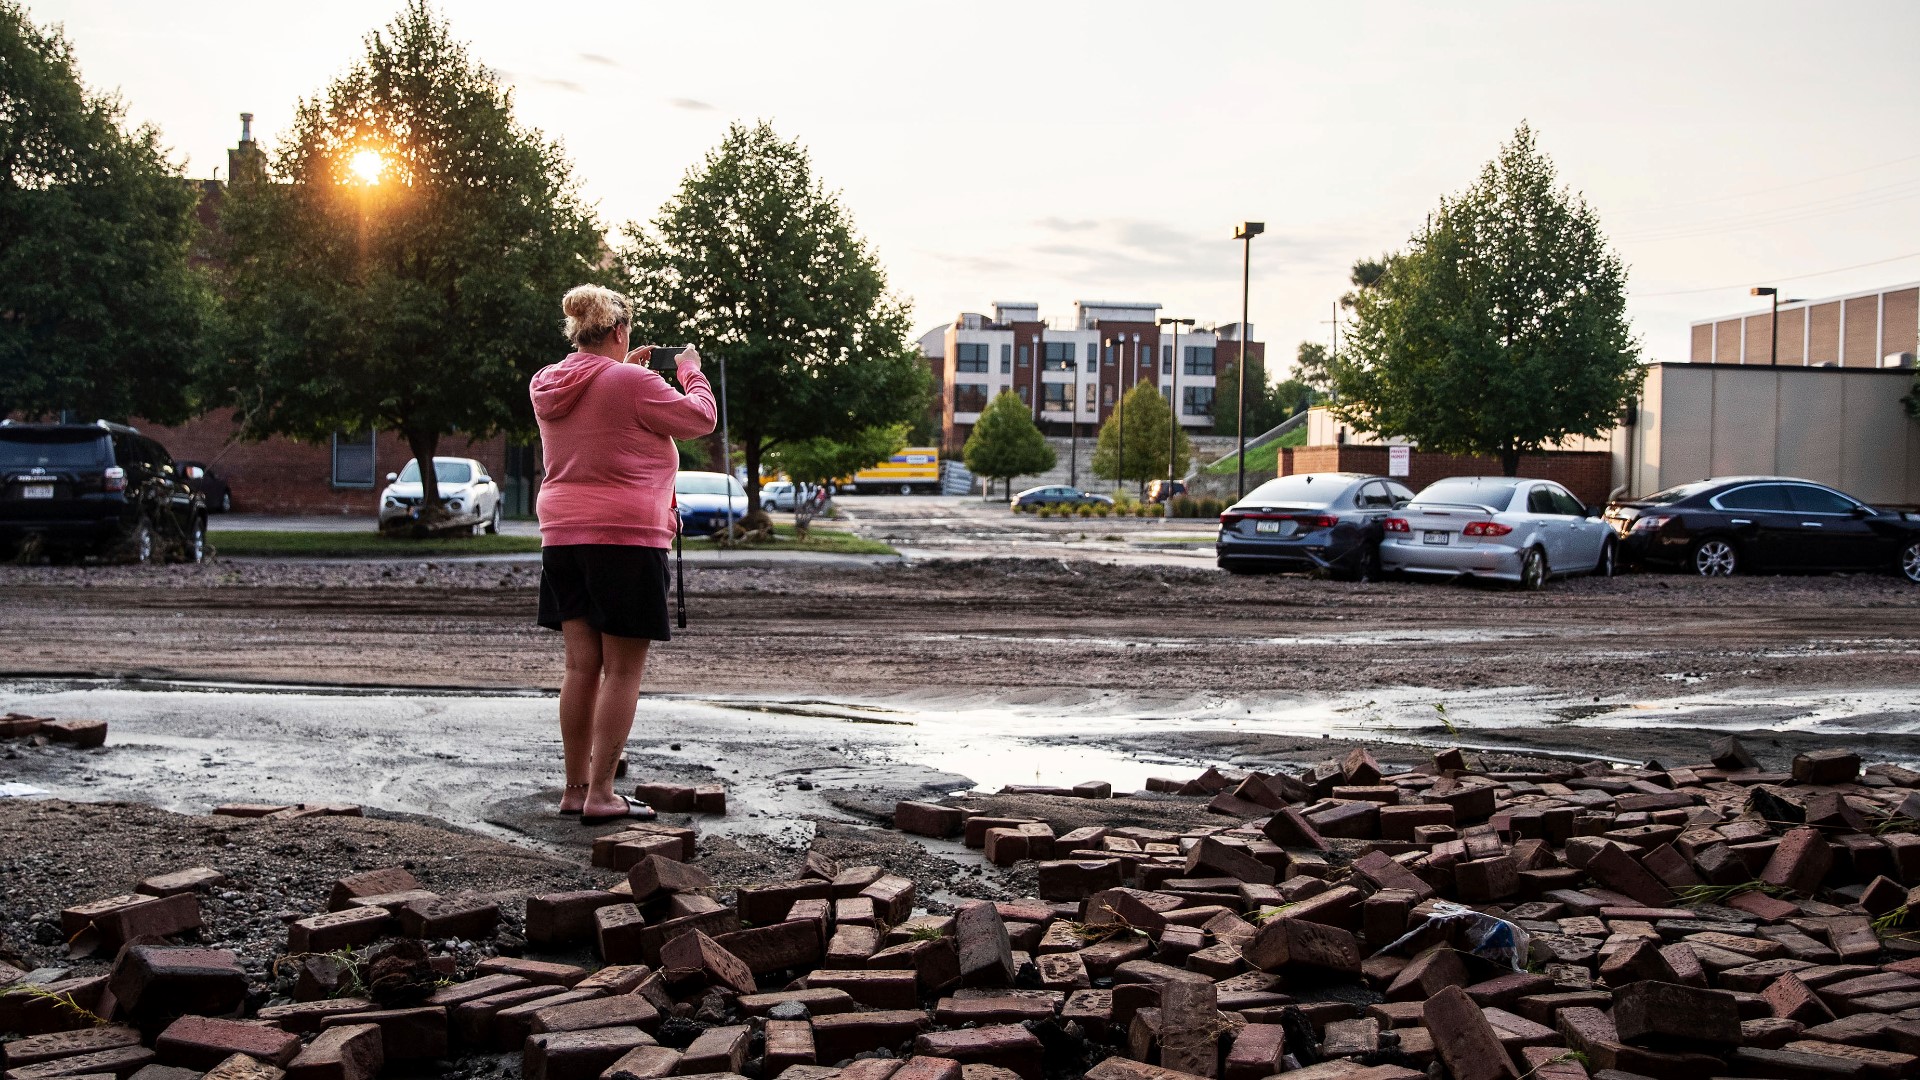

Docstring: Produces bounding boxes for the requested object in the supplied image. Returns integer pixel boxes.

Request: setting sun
[347,149,385,184]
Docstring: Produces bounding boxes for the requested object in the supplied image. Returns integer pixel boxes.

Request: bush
[1200,496,1227,517]
[1169,494,1196,518]
[1036,506,1051,518]
[1095,504,1111,517]
[1078,504,1094,517]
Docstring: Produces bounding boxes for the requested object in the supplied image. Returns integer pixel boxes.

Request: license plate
[21,484,53,499]
[1422,530,1450,545]
[1254,520,1280,534]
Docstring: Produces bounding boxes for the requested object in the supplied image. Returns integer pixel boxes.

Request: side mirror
[385,472,398,482]
[1587,505,1604,519]
[1852,505,1873,517]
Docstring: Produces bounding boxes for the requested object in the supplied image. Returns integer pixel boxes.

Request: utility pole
[1069,337,1080,487]
[1110,336,1124,494]
[1322,300,1339,358]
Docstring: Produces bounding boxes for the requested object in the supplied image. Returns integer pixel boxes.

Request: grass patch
[1203,425,1307,475]
[210,530,541,559]
[683,524,896,556]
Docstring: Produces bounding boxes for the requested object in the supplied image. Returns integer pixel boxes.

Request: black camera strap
[674,510,687,630]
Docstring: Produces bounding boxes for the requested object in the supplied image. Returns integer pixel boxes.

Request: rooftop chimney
[239,112,254,144]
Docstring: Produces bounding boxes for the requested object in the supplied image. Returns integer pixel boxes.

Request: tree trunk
[403,428,443,523]
[1499,445,1520,477]
[743,439,762,516]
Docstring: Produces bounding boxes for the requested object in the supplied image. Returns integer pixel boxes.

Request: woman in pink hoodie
[530,285,717,824]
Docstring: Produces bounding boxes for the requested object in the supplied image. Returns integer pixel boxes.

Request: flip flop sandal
[580,795,657,826]
[560,783,588,816]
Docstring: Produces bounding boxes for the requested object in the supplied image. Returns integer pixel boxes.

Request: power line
[1631,250,1920,298]
[1616,177,1920,243]
[1607,152,1920,219]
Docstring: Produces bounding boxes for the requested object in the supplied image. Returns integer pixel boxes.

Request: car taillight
[1631,514,1672,533]
[1297,515,1337,529]
[1463,521,1512,537]
[103,466,126,492]
[1383,517,1409,533]
[1220,513,1243,528]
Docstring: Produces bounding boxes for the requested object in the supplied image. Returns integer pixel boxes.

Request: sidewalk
[209,513,540,537]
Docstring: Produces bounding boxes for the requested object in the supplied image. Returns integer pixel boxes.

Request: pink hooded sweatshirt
[529,352,717,548]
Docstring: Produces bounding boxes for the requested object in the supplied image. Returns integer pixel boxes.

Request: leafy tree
[963,390,1054,497]
[1340,255,1391,309]
[214,1,603,523]
[769,422,908,489]
[1292,341,1335,398]
[1269,377,1323,420]
[1211,350,1267,438]
[1093,383,1189,495]
[1329,123,1642,476]
[622,121,927,514]
[0,1,213,423]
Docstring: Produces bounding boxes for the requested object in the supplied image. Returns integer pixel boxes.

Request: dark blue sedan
[1216,472,1414,580]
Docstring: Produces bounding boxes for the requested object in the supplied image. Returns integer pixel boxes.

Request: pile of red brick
[0,714,107,749]
[9,739,1920,1080]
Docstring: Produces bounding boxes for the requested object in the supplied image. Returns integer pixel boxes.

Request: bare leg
[582,634,652,817]
[558,619,603,813]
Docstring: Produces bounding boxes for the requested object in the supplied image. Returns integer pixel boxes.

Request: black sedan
[1607,476,1920,582]
[179,460,232,512]
[1011,485,1114,510]
[1217,472,1415,580]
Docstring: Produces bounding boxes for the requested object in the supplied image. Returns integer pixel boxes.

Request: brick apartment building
[921,301,1263,455]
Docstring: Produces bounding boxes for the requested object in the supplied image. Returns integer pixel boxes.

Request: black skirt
[537,544,672,641]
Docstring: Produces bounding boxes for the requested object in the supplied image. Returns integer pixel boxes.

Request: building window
[1184,345,1216,376]
[1102,344,1114,366]
[1001,344,1012,373]
[956,343,989,373]
[1085,383,1097,409]
[1042,342,1073,370]
[1183,385,1214,418]
[1041,383,1072,411]
[331,429,375,488]
[1102,384,1114,404]
[1017,385,1030,405]
[1162,345,1172,375]
[952,383,990,412]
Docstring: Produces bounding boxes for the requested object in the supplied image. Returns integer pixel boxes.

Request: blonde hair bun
[561,284,630,346]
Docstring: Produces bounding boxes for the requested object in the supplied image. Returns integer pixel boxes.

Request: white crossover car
[1380,476,1616,589]
[378,457,501,533]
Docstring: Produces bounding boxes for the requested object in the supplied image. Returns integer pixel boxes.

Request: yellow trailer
[850,447,940,495]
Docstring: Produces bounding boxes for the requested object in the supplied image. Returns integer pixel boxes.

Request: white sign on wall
[1388,445,1411,477]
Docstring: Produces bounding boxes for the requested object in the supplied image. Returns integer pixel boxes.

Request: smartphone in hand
[641,345,689,374]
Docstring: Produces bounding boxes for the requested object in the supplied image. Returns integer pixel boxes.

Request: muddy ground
[2,558,1916,697]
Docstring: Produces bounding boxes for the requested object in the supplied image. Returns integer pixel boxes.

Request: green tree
[622,121,927,515]
[214,1,604,523]
[0,2,213,423]
[769,422,908,489]
[1094,383,1190,494]
[1292,341,1335,398]
[1269,377,1322,420]
[1340,255,1391,308]
[1329,123,1642,476]
[963,390,1054,497]
[1212,350,1270,438]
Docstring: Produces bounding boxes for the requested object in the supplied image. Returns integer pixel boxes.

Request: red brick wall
[135,412,508,516]
[1279,445,1614,506]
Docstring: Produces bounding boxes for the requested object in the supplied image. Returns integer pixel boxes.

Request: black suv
[0,421,208,563]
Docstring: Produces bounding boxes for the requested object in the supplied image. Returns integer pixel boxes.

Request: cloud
[498,70,585,94]
[579,53,620,67]
[1036,216,1099,233]
[669,97,716,112]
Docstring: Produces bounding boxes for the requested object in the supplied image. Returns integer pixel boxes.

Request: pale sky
[29,1,1920,375]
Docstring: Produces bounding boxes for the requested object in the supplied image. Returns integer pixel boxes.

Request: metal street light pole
[1110,336,1124,495]
[1233,222,1265,500]
[1158,315,1195,492]
[1069,339,1080,487]
[1749,287,1806,367]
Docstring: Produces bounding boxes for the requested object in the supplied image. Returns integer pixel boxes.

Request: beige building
[1691,282,1919,367]
[1615,361,1920,507]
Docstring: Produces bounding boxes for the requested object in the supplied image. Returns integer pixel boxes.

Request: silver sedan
[1380,476,1617,589]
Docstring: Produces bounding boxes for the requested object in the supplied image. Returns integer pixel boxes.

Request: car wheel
[898,484,912,496]
[1519,546,1547,591]
[1901,540,1920,584]
[1594,538,1618,579]
[185,516,207,564]
[1691,537,1738,577]
[485,502,501,534]
[218,491,232,513]
[126,516,155,565]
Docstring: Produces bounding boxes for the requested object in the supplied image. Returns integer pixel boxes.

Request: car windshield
[397,460,472,484]
[1241,475,1343,507]
[676,473,745,497]
[1413,478,1519,511]
[1639,481,1714,506]
[0,433,109,470]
